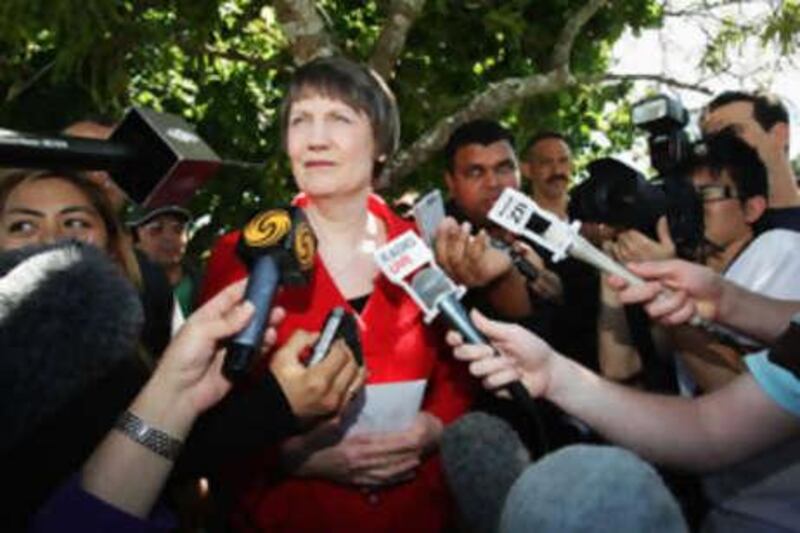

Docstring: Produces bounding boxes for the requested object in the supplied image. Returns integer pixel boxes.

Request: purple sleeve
[31,474,176,533]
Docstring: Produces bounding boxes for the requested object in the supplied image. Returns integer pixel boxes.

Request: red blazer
[200,194,475,532]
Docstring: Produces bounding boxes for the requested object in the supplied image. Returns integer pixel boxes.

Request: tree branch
[378,0,607,188]
[550,0,608,70]
[5,60,54,103]
[273,0,338,64]
[598,73,714,95]
[368,0,426,80]
[378,70,568,188]
[662,0,763,18]
[203,45,280,70]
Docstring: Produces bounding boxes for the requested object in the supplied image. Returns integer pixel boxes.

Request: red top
[200,194,475,532]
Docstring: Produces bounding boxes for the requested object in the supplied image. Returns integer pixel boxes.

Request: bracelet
[114,410,183,461]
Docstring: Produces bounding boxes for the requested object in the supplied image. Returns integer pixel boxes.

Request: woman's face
[0,177,110,251]
[286,94,377,198]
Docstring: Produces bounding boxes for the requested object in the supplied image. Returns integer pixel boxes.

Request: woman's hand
[145,280,286,428]
[271,335,366,421]
[289,412,443,487]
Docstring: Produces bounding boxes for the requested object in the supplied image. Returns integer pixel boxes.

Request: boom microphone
[0,107,221,207]
[224,207,317,381]
[0,242,144,453]
[441,412,530,533]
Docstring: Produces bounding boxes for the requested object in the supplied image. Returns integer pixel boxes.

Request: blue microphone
[224,207,316,380]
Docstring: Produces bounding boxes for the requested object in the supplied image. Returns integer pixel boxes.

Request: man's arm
[547,359,798,471]
[448,311,800,472]
[610,259,800,344]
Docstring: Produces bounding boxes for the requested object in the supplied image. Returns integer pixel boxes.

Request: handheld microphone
[373,231,549,448]
[409,266,541,409]
[489,188,644,285]
[489,238,540,282]
[224,207,316,381]
[488,188,721,332]
[412,188,540,282]
[0,107,221,207]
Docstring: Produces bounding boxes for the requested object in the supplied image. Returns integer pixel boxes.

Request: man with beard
[521,132,572,220]
[520,132,601,374]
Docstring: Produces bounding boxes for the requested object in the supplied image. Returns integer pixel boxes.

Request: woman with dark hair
[0,168,176,357]
[0,169,138,280]
[0,169,362,530]
[201,56,474,532]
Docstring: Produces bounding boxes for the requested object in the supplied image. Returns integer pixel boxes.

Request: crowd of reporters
[1,54,799,533]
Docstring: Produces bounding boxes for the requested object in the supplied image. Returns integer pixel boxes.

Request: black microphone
[409,266,548,448]
[224,207,317,381]
[0,107,221,207]
[489,237,540,282]
[0,242,144,453]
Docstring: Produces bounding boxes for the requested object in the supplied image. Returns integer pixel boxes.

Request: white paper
[412,189,446,246]
[341,379,427,436]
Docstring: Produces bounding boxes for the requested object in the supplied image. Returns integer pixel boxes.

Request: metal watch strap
[114,410,183,461]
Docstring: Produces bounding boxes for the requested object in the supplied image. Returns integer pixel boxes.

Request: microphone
[224,207,317,381]
[372,230,547,446]
[440,412,531,533]
[409,266,542,411]
[488,188,720,331]
[489,187,644,285]
[411,188,540,282]
[0,242,144,453]
[0,107,221,208]
[488,237,540,282]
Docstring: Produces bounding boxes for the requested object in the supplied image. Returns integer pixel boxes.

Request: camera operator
[590,113,800,529]
[701,91,800,229]
[641,131,800,393]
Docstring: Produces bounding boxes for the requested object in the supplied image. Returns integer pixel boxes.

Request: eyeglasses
[695,184,739,203]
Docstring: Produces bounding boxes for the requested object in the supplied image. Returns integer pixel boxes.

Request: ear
[770,122,790,152]
[743,195,768,225]
[444,171,456,194]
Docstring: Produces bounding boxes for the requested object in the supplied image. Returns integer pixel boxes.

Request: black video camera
[568,95,705,259]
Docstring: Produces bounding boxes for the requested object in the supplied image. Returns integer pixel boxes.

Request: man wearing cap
[129,205,198,321]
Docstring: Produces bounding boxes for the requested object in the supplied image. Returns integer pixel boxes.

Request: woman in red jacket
[200,56,475,532]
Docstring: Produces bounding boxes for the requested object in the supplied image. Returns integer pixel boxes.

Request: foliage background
[1,0,795,253]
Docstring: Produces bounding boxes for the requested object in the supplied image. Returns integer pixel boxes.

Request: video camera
[568,94,704,259]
